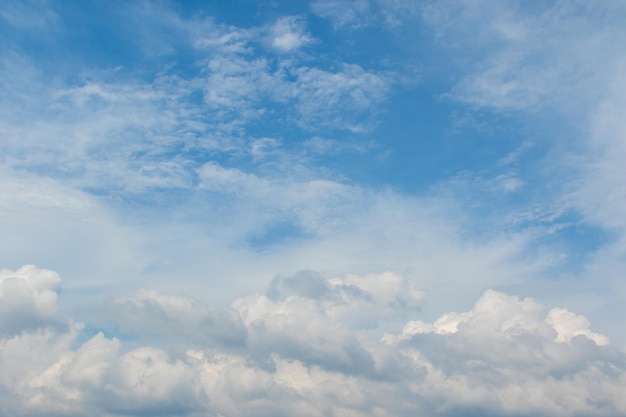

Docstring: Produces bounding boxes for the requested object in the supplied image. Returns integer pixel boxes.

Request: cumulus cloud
[0,265,65,336]
[546,307,610,346]
[2,266,625,416]
[384,290,626,416]
[235,292,376,375]
[109,289,247,349]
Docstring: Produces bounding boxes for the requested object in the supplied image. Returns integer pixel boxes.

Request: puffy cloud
[390,289,613,354]
[13,333,208,417]
[0,265,65,336]
[94,347,207,416]
[0,267,208,416]
[1,266,626,416]
[546,307,610,346]
[23,332,120,415]
[385,290,626,417]
[265,270,422,331]
[234,285,376,375]
[109,289,247,349]
[268,16,312,52]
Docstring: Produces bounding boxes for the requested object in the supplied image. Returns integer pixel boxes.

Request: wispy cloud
[311,0,371,29]
[311,0,419,29]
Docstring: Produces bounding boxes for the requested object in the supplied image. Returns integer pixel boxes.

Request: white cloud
[286,64,390,131]
[109,289,247,348]
[423,0,624,111]
[201,49,391,131]
[0,138,550,321]
[235,293,376,375]
[311,0,371,29]
[2,266,626,416]
[383,290,626,416]
[2,2,626,414]
[24,332,120,414]
[0,6,393,213]
[269,16,312,52]
[0,265,64,336]
[0,8,402,312]
[96,347,207,416]
[546,307,610,346]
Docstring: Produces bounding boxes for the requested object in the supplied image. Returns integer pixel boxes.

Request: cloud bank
[1,266,625,417]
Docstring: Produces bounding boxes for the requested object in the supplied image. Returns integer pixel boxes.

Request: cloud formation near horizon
[2,265,625,417]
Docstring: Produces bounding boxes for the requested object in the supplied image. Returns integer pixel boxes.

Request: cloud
[2,266,626,416]
[109,289,247,349]
[94,347,208,416]
[311,0,371,29]
[423,0,626,112]
[268,16,313,52]
[235,292,376,375]
[201,50,390,132]
[384,290,626,416]
[2,2,626,415]
[546,307,609,346]
[0,265,65,336]
[196,161,361,239]
[0,170,148,297]
[0,3,393,206]
[0,0,58,30]
[286,64,390,131]
[311,0,419,29]
[418,0,626,335]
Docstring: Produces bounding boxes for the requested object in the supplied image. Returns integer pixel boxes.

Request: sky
[1,0,626,416]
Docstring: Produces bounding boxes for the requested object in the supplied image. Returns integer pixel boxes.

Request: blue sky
[2,1,626,416]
